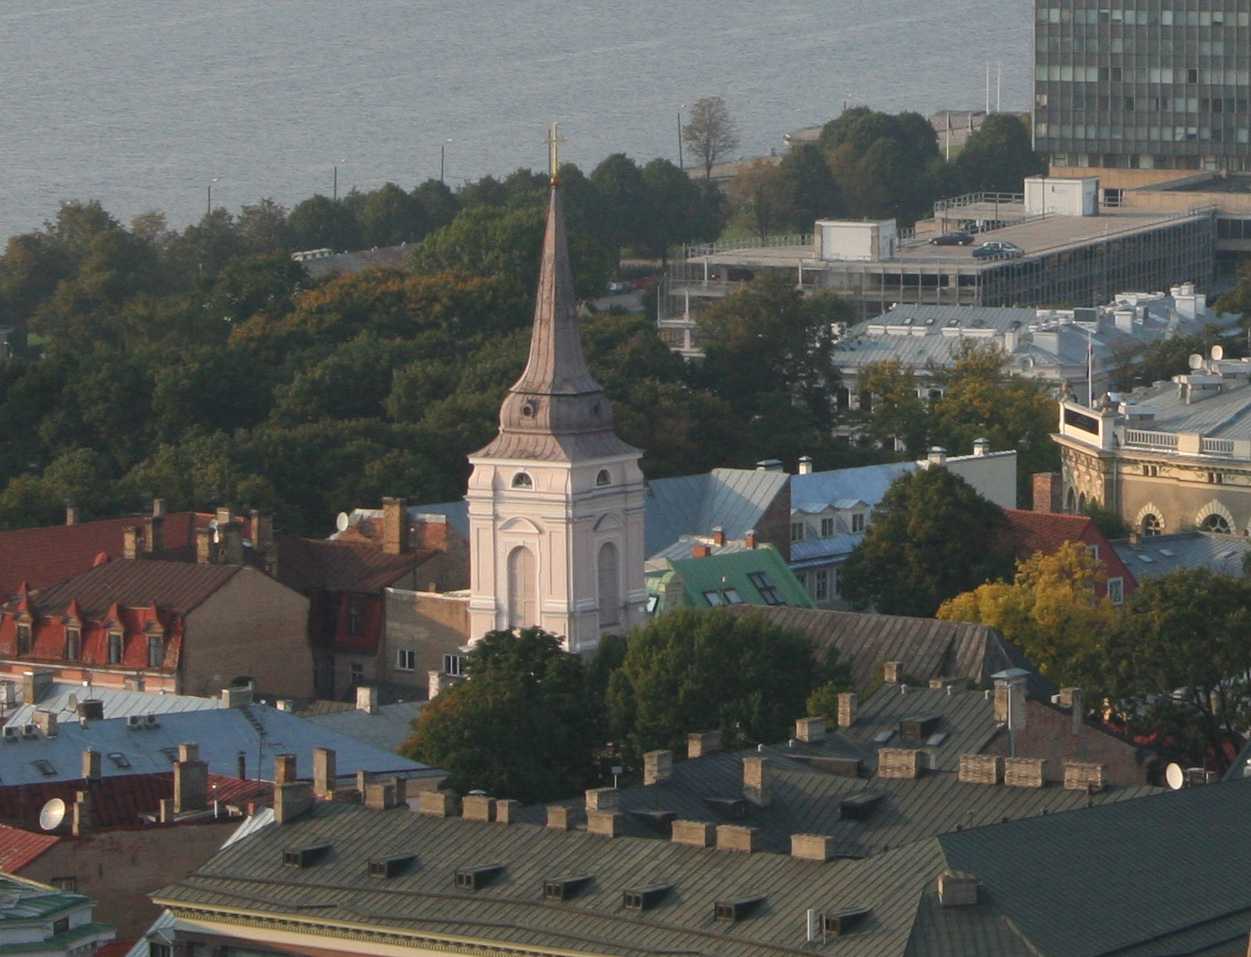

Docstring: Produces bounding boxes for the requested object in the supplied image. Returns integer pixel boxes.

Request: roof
[645,468,790,558]
[302,700,425,754]
[1120,371,1251,441]
[1111,530,1251,580]
[1004,509,1137,591]
[0,823,59,871]
[790,463,912,516]
[0,705,437,787]
[0,512,212,600]
[23,559,243,619]
[273,534,434,594]
[0,872,94,923]
[4,683,219,727]
[647,544,813,612]
[731,606,1055,701]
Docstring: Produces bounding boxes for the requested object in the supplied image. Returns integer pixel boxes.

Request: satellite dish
[38,798,66,831]
[1165,762,1185,791]
[1212,344,1224,361]
[335,512,350,533]
[1188,353,1204,370]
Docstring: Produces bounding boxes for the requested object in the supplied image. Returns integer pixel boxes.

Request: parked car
[972,240,1024,260]
[930,230,974,246]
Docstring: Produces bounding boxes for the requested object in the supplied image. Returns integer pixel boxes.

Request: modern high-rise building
[1034,2,1251,188]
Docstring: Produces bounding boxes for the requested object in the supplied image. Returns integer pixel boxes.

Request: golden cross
[544,123,567,183]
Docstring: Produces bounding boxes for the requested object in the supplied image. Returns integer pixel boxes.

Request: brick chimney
[742,756,771,807]
[82,749,101,782]
[65,505,79,526]
[22,670,53,706]
[122,525,143,559]
[33,711,57,737]
[196,527,214,563]
[313,748,337,796]
[993,672,1029,752]
[382,497,408,555]
[220,521,244,564]
[838,692,858,728]
[274,753,297,785]
[249,509,273,550]
[745,529,757,549]
[1032,472,1063,513]
[883,661,902,684]
[795,716,825,743]
[72,791,91,838]
[642,750,673,786]
[145,499,165,554]
[688,730,721,758]
[692,544,711,559]
[938,871,978,907]
[174,743,208,813]
[711,526,725,547]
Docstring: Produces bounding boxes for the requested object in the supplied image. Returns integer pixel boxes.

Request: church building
[465,150,646,652]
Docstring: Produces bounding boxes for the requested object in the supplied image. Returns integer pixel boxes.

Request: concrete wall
[382,590,470,690]
[945,451,1019,509]
[182,567,312,698]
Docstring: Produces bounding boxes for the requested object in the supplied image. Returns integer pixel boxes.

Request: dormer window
[64,629,80,661]
[512,473,534,489]
[851,513,866,533]
[108,633,123,665]
[596,469,611,487]
[16,624,31,656]
[148,635,165,669]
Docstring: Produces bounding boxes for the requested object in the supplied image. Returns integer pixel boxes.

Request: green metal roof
[646,544,813,612]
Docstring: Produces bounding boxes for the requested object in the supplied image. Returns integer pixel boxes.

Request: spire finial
[544,123,566,185]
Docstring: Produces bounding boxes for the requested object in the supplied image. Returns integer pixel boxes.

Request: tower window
[596,469,611,487]
[511,472,534,489]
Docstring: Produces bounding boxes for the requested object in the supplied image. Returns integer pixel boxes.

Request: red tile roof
[0,823,59,871]
[1006,509,1137,596]
[93,943,135,957]
[0,512,214,600]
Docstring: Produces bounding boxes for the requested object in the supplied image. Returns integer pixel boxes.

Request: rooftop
[1111,531,1251,580]
[645,467,789,559]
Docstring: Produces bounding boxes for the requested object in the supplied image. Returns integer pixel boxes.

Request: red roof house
[1006,509,1137,603]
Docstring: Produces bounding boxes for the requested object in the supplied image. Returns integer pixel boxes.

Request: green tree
[411,179,461,233]
[605,608,846,765]
[235,199,293,255]
[950,113,1046,194]
[776,143,844,231]
[819,108,942,224]
[683,96,740,178]
[400,627,599,804]
[357,182,429,247]
[840,466,1016,617]
[854,358,929,457]
[639,159,723,264]
[1104,569,1251,772]
[288,194,361,253]
[590,153,653,267]
[726,159,795,241]
[1110,330,1240,392]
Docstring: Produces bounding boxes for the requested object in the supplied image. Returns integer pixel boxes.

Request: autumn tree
[840,466,1016,617]
[937,542,1119,688]
[727,159,795,241]
[853,358,928,457]
[683,96,740,179]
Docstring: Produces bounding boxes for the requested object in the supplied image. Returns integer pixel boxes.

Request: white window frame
[851,513,866,533]
[814,569,829,601]
[820,517,835,538]
[1107,577,1124,605]
[443,654,465,677]
[396,648,416,672]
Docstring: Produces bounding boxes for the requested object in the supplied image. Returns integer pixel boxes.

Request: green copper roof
[646,543,813,612]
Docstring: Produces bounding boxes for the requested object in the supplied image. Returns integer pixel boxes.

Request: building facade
[466,179,646,651]
[1034,1,1251,181]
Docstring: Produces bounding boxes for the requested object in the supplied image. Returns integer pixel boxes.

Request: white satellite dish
[1212,344,1224,361]
[1165,762,1185,791]
[335,512,350,533]
[1188,353,1204,370]
[38,798,66,831]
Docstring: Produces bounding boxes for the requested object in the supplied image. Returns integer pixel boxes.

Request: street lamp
[333,159,346,201]
[842,92,852,114]
[206,177,219,216]
[677,105,685,170]
[441,139,452,184]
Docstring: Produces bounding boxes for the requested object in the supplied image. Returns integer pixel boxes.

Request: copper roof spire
[473,129,637,463]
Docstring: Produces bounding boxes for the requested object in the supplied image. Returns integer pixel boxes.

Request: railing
[683,234,812,258]
[1201,437,1235,454]
[933,192,1024,214]
[1125,429,1179,449]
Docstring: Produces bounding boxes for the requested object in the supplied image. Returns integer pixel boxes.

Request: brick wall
[1013,699,1151,786]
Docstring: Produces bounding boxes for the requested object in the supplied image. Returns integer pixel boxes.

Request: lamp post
[333,159,345,201]
[206,177,219,217]
[843,92,852,114]
[677,105,684,170]
[440,139,452,184]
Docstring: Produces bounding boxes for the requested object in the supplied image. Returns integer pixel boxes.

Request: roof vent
[283,843,331,868]
[76,699,104,721]
[628,809,676,834]
[623,883,672,911]
[20,724,37,739]
[702,796,749,819]
[1,727,18,742]
[455,864,504,890]
[368,854,416,879]
[126,715,143,729]
[822,908,872,936]
[715,896,766,922]
[899,714,942,741]
[542,875,594,901]
[839,790,885,821]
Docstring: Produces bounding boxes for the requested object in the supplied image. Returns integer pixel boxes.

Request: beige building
[466,178,646,652]
[1054,347,1251,535]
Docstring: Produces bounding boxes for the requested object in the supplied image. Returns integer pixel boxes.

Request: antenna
[38,798,66,831]
[1165,762,1185,790]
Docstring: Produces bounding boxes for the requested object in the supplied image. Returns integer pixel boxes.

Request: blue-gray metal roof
[3,684,219,727]
[1123,375,1251,440]
[791,463,913,515]
[789,533,863,569]
[302,701,425,754]
[1110,531,1251,580]
[645,468,789,558]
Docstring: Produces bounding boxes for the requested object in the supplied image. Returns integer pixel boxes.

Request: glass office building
[1034,2,1251,172]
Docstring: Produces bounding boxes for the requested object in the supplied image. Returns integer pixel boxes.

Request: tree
[604,608,847,765]
[589,154,653,267]
[639,159,723,264]
[853,358,929,457]
[287,194,361,253]
[840,466,1016,617]
[775,143,843,231]
[1104,569,1251,772]
[937,542,1119,688]
[400,627,599,804]
[357,183,429,248]
[1110,329,1240,392]
[950,113,1046,194]
[726,159,794,241]
[818,108,942,224]
[683,96,740,179]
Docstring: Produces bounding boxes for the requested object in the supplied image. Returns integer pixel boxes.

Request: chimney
[993,672,1028,750]
[711,526,725,547]
[122,677,143,692]
[715,824,759,852]
[382,497,409,555]
[797,455,814,475]
[313,748,337,796]
[938,871,978,907]
[174,743,208,813]
[742,756,771,806]
[356,685,379,715]
[756,459,783,472]
[146,499,166,554]
[122,525,143,559]
[274,753,298,785]
[196,527,213,563]
[1060,687,1086,738]
[1129,529,1141,545]
[972,438,990,457]
[1032,472,1063,513]
[837,692,858,728]
[82,749,102,782]
[72,791,91,838]
[22,670,53,705]
[1063,761,1104,791]
[219,685,253,708]
[883,661,902,684]
[671,820,715,847]
[927,447,948,466]
[692,544,711,559]
[877,748,924,779]
[1004,757,1045,788]
[662,572,686,611]
[791,833,835,861]
[249,510,273,550]
[688,730,721,758]
[33,711,57,737]
[495,799,519,824]
[643,750,673,786]
[273,781,313,823]
[462,794,496,822]
[419,791,459,818]
[585,788,619,812]
[958,754,1002,785]
[744,529,757,549]
[65,506,79,526]
[220,521,244,564]
[546,805,578,831]
[795,716,825,743]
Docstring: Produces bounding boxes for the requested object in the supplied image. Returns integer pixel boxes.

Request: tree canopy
[840,466,1016,617]
[683,96,740,179]
[949,114,1046,194]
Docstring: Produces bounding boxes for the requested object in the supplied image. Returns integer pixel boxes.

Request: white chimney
[798,456,814,475]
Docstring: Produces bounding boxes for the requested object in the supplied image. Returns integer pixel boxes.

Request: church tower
[466,139,646,652]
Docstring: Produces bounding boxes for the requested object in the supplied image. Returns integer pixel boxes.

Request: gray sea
[0,1,1032,239]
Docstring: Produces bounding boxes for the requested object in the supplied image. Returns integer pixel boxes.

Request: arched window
[511,472,533,489]
[598,542,620,628]
[1201,513,1231,534]
[596,469,612,487]
[1064,487,1077,513]
[507,546,537,629]
[1077,492,1087,513]
[1142,513,1162,536]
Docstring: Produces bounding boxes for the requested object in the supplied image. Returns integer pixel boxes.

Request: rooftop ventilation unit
[20,724,37,739]
[839,790,885,821]
[715,896,766,923]
[542,875,594,901]
[455,864,504,890]
[1,727,19,742]
[368,854,416,879]
[126,715,143,729]
[702,796,749,819]
[283,843,331,868]
[623,883,672,912]
[144,714,159,728]
[899,714,942,741]
[822,908,872,936]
